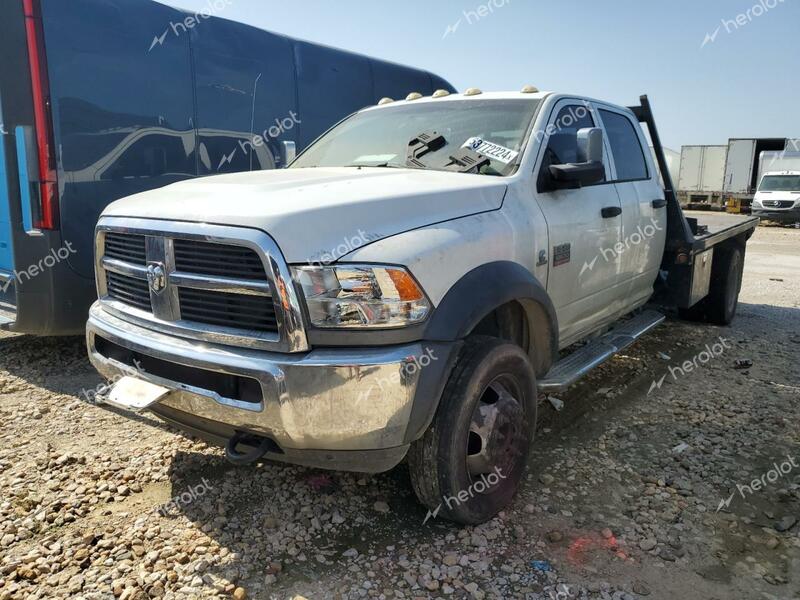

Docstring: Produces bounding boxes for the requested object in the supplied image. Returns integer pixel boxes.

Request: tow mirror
[548,127,605,189]
[281,140,297,167]
[576,127,603,163]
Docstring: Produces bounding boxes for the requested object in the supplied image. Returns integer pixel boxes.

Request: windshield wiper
[406,131,447,169]
[344,162,405,169]
[441,148,491,174]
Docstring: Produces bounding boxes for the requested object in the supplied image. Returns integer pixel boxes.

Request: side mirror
[548,127,605,189]
[576,127,603,163]
[281,140,297,167]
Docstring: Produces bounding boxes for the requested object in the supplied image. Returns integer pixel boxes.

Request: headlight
[292,264,431,328]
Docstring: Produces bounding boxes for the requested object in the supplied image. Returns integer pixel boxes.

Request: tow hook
[225,431,273,465]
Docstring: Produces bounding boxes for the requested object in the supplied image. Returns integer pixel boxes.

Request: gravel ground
[0,224,798,600]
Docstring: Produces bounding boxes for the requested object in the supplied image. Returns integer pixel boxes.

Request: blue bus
[0,0,454,335]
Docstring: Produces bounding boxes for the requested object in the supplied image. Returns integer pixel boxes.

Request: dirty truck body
[86,90,758,524]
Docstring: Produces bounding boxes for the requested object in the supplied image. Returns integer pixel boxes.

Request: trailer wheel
[679,245,744,326]
[408,336,536,525]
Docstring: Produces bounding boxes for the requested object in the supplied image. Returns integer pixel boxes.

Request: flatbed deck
[687,211,761,251]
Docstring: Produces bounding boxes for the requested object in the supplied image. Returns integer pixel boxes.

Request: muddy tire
[408,336,537,525]
[678,245,744,326]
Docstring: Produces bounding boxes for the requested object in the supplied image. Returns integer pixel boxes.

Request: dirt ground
[0,222,798,600]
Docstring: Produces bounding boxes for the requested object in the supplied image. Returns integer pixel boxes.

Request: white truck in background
[752,152,800,223]
[722,138,787,213]
[85,90,758,524]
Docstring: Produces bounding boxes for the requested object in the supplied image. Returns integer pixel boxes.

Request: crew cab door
[531,100,625,347]
[595,106,666,308]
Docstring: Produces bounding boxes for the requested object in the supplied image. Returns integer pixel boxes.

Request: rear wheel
[408,336,537,525]
[678,245,744,326]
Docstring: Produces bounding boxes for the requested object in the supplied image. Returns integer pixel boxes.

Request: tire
[678,245,744,326]
[408,336,537,525]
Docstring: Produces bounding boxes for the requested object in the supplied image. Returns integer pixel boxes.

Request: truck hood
[102,167,508,263]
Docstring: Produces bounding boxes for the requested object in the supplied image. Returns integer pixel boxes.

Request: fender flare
[423,261,559,359]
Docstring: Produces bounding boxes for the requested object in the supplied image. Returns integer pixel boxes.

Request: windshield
[291,99,541,176]
[759,175,800,192]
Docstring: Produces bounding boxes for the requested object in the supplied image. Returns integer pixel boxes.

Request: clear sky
[157,0,799,151]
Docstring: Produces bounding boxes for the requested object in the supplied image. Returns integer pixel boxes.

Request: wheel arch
[405,262,558,444]
[423,261,558,375]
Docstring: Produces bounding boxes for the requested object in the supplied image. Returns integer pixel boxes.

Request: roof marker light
[406,92,423,101]
[432,89,450,98]
[463,87,483,96]
[521,85,539,93]
[378,97,394,105]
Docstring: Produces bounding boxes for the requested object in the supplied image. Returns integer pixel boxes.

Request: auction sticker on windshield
[462,137,519,164]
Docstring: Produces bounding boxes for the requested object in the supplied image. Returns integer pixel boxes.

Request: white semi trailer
[722,138,787,212]
[677,145,727,209]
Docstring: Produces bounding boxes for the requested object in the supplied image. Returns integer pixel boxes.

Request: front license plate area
[105,376,171,412]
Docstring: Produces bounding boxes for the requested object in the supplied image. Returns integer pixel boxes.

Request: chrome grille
[104,232,147,264]
[94,220,310,351]
[762,200,794,208]
[106,271,151,311]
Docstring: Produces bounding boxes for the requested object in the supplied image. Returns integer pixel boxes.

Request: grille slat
[104,233,147,264]
[174,239,267,280]
[179,288,278,332]
[106,272,151,311]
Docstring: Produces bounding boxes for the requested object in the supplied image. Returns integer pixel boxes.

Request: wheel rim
[466,375,527,491]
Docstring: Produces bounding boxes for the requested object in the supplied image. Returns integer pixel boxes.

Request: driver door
[531,100,625,347]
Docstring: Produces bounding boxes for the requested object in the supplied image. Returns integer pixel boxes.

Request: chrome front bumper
[87,302,437,458]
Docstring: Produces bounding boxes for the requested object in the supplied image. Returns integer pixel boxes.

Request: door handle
[652,199,667,209]
[601,206,622,218]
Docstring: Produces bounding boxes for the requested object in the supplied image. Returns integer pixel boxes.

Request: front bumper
[752,206,800,223]
[87,302,455,472]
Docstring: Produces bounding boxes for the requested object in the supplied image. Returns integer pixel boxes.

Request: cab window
[537,104,604,191]
[600,109,649,182]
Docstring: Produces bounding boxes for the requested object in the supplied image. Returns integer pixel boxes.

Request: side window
[599,110,649,181]
[101,134,194,181]
[538,104,604,191]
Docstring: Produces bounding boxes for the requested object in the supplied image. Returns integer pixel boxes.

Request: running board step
[538,310,665,393]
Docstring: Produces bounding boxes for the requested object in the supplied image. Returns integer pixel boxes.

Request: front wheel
[408,336,537,525]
